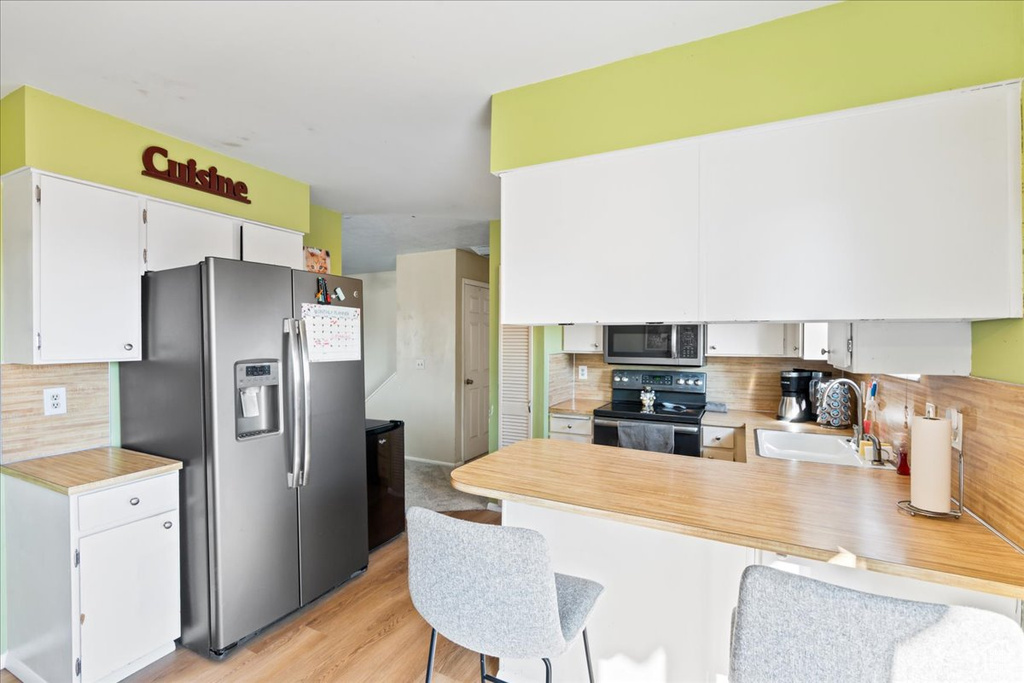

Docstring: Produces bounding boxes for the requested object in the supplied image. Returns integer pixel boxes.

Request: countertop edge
[1,459,183,496]
[451,476,1024,601]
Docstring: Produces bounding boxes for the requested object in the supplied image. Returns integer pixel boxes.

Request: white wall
[351,270,397,399]
[366,251,459,464]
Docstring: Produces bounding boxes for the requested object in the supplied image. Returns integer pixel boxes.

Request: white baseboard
[1,651,7,670]
[404,456,460,467]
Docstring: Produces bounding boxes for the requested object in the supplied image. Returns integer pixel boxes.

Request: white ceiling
[0,0,832,273]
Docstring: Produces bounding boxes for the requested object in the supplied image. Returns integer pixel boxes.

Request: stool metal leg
[480,653,486,683]
[583,627,595,683]
[542,658,552,683]
[425,628,438,683]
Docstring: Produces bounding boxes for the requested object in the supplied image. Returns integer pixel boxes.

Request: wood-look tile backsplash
[558,354,834,414]
[0,363,110,463]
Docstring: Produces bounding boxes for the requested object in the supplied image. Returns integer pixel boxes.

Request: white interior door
[462,281,490,460]
[145,200,239,271]
[499,325,532,448]
[79,511,180,683]
[241,222,304,269]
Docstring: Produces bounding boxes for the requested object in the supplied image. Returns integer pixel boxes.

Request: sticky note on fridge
[240,387,261,418]
[334,287,345,301]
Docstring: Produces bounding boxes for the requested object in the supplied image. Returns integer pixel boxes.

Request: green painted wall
[1,86,310,231]
[531,325,563,439]
[488,221,500,452]
[491,0,1024,384]
[304,205,343,275]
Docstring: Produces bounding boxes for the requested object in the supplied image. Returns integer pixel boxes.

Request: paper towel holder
[897,448,964,520]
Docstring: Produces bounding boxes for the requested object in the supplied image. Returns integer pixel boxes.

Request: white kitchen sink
[754,429,888,468]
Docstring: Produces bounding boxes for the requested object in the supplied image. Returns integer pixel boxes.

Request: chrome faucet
[820,378,882,465]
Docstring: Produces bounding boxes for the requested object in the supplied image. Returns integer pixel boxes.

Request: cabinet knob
[163,521,173,529]
[129,497,140,506]
[714,436,722,442]
[821,348,831,356]
[592,343,599,348]
[378,438,387,445]
[124,343,134,351]
[709,345,717,351]
[566,424,573,429]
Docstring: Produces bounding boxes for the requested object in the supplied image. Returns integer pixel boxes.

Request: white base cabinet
[826,321,972,375]
[562,324,604,354]
[4,472,181,683]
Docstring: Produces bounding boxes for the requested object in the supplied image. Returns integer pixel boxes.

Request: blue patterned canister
[816,382,852,428]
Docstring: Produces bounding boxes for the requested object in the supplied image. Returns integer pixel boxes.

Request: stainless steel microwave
[603,324,705,366]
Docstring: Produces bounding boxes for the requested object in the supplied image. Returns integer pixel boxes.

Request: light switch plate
[578,365,588,380]
[43,387,67,416]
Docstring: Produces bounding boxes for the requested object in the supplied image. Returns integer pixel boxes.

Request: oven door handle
[594,418,699,435]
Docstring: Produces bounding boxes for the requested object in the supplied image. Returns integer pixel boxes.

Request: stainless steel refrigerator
[121,257,368,658]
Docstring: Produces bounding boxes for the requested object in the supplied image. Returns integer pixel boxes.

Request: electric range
[592,369,707,456]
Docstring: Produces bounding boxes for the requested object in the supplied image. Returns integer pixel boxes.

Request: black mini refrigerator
[365,419,406,550]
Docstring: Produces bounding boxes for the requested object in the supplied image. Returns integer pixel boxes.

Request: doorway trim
[459,278,490,464]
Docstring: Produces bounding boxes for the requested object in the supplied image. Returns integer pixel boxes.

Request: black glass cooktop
[594,401,705,425]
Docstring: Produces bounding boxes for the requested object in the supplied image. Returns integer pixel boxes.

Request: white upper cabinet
[145,200,239,271]
[705,323,801,357]
[802,322,830,361]
[241,222,304,270]
[700,82,1021,322]
[501,142,700,325]
[1,170,144,363]
[826,321,972,376]
[562,324,604,354]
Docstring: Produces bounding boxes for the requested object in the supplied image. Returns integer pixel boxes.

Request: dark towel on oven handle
[617,420,675,453]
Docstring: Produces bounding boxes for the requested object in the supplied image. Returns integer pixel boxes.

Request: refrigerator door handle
[297,317,313,486]
[284,318,302,488]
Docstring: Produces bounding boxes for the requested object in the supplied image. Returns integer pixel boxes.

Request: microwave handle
[670,325,679,358]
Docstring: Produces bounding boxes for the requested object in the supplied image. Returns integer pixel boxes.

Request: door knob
[465,378,474,385]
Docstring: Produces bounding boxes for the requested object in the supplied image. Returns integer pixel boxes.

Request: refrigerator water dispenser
[235,360,281,438]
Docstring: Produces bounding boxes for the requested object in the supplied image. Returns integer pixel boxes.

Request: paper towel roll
[910,416,952,513]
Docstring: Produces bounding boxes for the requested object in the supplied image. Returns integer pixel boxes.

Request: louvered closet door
[499,325,532,447]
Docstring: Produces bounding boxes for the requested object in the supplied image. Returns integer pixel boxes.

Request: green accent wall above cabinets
[305,205,343,275]
[0,86,310,232]
[490,0,1024,384]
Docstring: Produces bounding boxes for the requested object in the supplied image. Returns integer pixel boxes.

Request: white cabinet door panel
[38,175,142,362]
[706,323,787,356]
[501,142,700,325]
[700,83,1021,322]
[802,322,830,361]
[146,200,239,271]
[79,510,180,683]
[562,324,604,353]
[241,223,304,269]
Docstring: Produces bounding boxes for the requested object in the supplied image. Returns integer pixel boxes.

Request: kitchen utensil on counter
[897,415,963,520]
[816,380,852,429]
[777,370,814,422]
[807,371,832,419]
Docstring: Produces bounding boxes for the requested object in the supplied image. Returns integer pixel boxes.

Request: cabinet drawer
[549,414,593,437]
[703,448,735,461]
[702,426,735,449]
[79,473,178,533]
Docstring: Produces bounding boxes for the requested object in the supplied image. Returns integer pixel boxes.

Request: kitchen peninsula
[452,439,1024,682]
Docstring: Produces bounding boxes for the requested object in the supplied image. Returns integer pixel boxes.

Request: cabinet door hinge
[75,657,81,676]
[142,208,148,224]
[143,247,148,265]
[35,185,41,202]
[36,332,42,351]
[847,338,854,354]
[74,548,80,567]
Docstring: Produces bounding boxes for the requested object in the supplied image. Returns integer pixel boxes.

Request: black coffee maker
[777,370,814,423]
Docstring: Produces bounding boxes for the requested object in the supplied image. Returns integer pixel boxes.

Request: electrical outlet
[578,365,588,380]
[415,359,425,370]
[43,387,67,416]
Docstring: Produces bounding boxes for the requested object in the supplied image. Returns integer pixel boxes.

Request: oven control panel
[611,369,706,392]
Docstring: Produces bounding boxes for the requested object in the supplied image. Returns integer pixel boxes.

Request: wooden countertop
[451,439,1024,599]
[549,399,607,417]
[0,447,182,495]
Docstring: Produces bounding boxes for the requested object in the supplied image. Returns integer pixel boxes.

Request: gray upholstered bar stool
[406,507,604,683]
[730,565,1024,682]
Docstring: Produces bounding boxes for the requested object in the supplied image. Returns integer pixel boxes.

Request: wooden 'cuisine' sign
[141,146,251,204]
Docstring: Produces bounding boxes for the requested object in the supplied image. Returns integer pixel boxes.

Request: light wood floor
[1,510,500,683]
